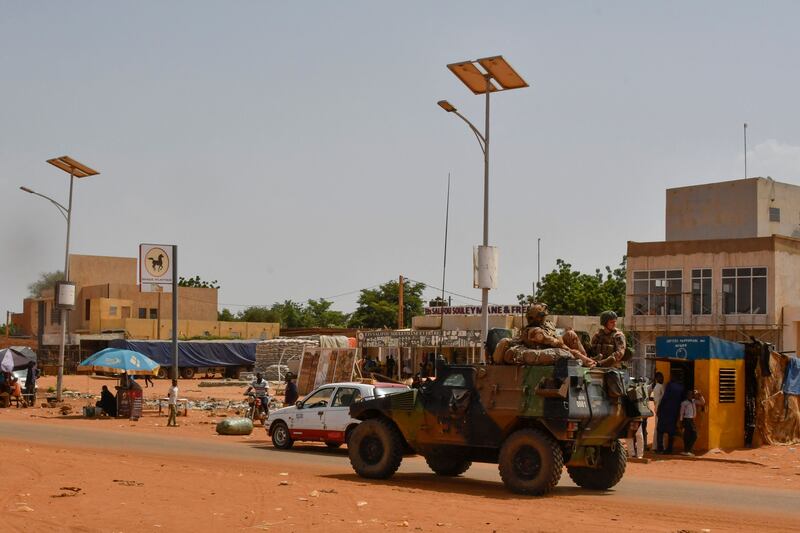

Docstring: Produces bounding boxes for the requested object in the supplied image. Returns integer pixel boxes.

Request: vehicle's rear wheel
[271,421,294,450]
[424,448,472,476]
[498,428,563,495]
[156,367,169,379]
[348,418,404,479]
[325,441,343,449]
[566,440,627,490]
[180,367,195,379]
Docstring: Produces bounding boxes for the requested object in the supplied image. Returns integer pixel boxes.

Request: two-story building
[626,177,800,375]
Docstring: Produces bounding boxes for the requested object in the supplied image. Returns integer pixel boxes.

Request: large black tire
[271,421,294,450]
[566,440,627,490]
[156,367,169,379]
[180,367,196,379]
[348,418,404,479]
[498,429,563,495]
[424,449,472,477]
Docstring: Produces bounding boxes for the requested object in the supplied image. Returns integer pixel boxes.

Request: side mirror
[295,400,303,408]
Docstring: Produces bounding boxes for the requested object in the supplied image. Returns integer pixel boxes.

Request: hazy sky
[3,1,800,316]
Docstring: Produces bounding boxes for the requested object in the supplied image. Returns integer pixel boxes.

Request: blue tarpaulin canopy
[655,336,744,361]
[108,340,257,368]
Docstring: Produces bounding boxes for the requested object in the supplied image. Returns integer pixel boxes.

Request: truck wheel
[424,449,472,477]
[498,428,563,495]
[180,367,195,379]
[348,418,404,479]
[567,440,627,490]
[271,421,294,450]
[156,367,169,379]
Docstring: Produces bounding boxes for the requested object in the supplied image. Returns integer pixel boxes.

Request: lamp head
[437,100,457,113]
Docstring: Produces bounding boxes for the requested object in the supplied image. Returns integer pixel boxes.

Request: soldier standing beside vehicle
[591,311,627,368]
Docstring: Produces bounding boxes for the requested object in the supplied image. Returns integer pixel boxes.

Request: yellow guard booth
[655,336,745,451]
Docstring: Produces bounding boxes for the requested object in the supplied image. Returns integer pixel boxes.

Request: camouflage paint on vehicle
[350,358,651,467]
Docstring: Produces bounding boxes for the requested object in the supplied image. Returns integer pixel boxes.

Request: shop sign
[358,329,482,348]
[424,304,528,316]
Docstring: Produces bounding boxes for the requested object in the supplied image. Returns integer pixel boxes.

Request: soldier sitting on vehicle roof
[591,311,627,368]
[492,304,596,367]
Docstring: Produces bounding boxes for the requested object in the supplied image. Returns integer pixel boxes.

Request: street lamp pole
[439,56,528,363]
[22,156,99,402]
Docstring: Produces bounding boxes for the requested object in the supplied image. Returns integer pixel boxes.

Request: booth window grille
[719,368,736,403]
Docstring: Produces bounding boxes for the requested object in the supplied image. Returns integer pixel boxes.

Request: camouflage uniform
[591,327,626,367]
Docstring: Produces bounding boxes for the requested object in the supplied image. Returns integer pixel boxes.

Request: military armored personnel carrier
[347,358,650,495]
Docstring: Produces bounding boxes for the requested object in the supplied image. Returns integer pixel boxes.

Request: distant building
[15,254,279,344]
[626,177,800,377]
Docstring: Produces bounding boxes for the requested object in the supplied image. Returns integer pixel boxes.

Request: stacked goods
[503,346,572,366]
[254,337,319,380]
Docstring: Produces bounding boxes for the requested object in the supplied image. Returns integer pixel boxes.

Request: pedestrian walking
[656,374,684,454]
[167,379,179,427]
[144,374,154,388]
[679,389,705,456]
[651,372,664,450]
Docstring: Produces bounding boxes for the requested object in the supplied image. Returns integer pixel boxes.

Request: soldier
[492,304,596,367]
[591,310,627,367]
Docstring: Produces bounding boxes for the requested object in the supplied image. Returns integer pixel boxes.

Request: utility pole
[397,275,405,329]
[744,123,748,179]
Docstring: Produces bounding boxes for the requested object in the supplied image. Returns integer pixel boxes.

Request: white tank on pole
[473,245,498,289]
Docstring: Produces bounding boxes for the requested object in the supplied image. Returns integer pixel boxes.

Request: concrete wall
[666,179,758,241]
[666,178,800,241]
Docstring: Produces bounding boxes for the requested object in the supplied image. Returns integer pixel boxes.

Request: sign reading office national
[139,244,174,293]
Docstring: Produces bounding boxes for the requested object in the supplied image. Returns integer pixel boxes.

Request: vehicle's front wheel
[566,440,627,490]
[424,448,472,476]
[271,421,294,450]
[498,428,563,495]
[348,418,404,479]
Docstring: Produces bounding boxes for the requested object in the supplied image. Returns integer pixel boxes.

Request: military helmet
[526,303,548,324]
[600,310,618,327]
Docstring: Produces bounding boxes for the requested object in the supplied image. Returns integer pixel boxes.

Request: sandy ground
[2,376,800,532]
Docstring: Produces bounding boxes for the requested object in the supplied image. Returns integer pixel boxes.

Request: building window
[632,270,682,315]
[722,267,767,314]
[149,308,158,319]
[138,308,147,319]
[85,299,91,321]
[108,306,118,317]
[691,269,712,315]
[769,207,780,222]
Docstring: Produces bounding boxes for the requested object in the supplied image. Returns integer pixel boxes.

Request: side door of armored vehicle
[417,366,477,445]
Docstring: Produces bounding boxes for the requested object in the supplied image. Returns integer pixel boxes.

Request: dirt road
[2,419,799,533]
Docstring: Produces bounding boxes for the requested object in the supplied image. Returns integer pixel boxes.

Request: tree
[28,271,64,297]
[520,257,626,316]
[428,296,448,307]
[179,275,220,289]
[237,305,281,323]
[303,299,350,328]
[349,279,426,329]
[217,308,236,321]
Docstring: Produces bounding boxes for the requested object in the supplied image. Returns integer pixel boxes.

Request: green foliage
[349,279,426,329]
[217,308,236,321]
[178,275,220,289]
[520,257,626,316]
[28,271,64,297]
[223,299,350,328]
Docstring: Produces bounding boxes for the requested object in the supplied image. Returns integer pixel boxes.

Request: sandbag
[504,347,572,366]
[216,417,254,435]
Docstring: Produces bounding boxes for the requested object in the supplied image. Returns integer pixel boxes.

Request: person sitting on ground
[283,373,298,407]
[96,385,117,417]
[493,303,596,367]
[679,388,705,456]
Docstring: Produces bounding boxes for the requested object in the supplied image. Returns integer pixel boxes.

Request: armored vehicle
[347,358,650,495]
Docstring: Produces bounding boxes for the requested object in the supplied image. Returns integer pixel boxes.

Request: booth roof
[655,336,744,360]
